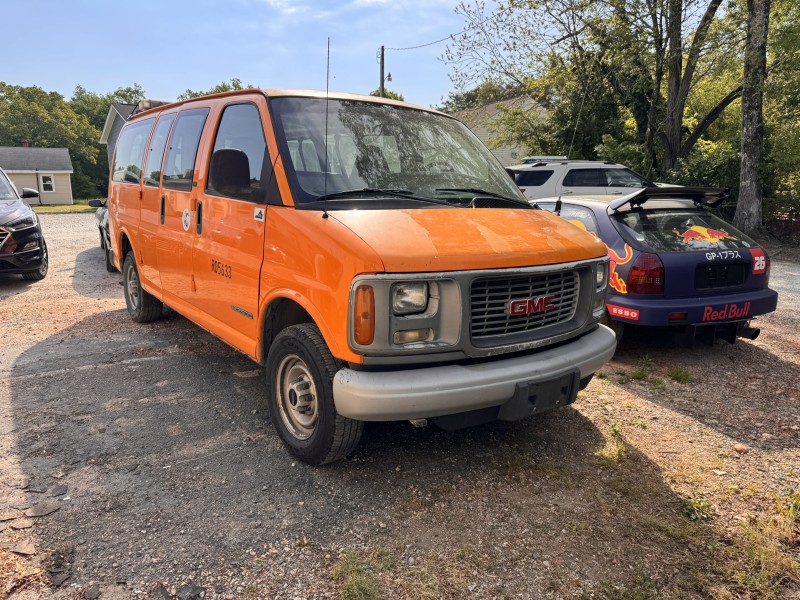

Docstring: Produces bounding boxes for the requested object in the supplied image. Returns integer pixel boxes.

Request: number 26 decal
[751,248,767,275]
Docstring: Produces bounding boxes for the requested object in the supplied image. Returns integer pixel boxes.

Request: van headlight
[391,281,428,315]
[595,261,608,291]
[350,276,460,353]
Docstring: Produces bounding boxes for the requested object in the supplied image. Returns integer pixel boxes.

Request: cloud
[262,0,308,15]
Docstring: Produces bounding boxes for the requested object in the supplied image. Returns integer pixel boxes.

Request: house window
[40,174,55,192]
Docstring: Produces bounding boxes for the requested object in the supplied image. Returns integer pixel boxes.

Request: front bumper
[333,324,616,421]
[0,225,47,274]
[606,288,778,327]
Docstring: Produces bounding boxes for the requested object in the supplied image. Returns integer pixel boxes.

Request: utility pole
[379,45,385,98]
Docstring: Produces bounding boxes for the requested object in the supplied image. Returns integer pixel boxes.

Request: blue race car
[536,187,778,343]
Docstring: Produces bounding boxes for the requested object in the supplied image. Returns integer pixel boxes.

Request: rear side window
[514,170,554,186]
[207,103,268,201]
[112,118,155,184]
[144,114,176,187]
[163,108,209,191]
[563,169,604,187]
[605,168,651,187]
[539,203,599,234]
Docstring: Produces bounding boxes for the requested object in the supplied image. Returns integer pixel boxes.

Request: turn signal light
[354,285,375,345]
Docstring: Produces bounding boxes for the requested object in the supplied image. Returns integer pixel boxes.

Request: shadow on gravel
[4,313,719,596]
[612,325,800,451]
[70,248,121,300]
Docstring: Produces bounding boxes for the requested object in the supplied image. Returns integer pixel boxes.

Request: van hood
[331,208,607,272]
[0,199,32,227]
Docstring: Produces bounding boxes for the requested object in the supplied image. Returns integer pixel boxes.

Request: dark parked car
[0,167,48,281]
[537,187,778,343]
[88,199,115,272]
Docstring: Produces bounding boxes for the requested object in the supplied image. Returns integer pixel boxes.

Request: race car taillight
[627,253,664,295]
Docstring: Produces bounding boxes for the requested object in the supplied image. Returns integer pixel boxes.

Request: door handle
[196,201,203,235]
[160,196,165,224]
[561,190,573,195]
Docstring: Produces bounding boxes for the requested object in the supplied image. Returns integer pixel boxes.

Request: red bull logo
[673,226,737,244]
[702,302,751,321]
[608,243,634,294]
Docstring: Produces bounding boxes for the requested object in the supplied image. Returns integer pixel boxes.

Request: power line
[385,12,502,52]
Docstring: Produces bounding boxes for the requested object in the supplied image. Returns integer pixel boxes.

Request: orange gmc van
[108,89,616,465]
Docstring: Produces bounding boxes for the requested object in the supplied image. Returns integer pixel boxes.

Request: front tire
[265,323,363,465]
[122,251,162,322]
[105,247,116,273]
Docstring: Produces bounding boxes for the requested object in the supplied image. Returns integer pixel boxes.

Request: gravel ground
[0,213,798,599]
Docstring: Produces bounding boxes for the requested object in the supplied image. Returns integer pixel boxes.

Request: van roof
[129,88,445,120]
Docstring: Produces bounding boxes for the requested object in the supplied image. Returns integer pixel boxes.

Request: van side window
[144,114,176,187]
[163,108,209,191]
[112,118,155,184]
[206,103,269,202]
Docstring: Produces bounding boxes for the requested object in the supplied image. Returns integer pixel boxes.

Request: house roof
[0,147,73,173]
[99,102,137,144]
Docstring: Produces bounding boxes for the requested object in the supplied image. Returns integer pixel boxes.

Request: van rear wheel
[266,323,362,465]
[122,251,162,322]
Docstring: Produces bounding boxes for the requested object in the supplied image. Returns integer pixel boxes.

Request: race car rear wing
[608,187,730,213]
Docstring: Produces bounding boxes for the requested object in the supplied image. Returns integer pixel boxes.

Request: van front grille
[470,271,579,341]
[0,228,9,251]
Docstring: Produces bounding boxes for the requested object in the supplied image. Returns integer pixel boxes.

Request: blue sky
[5,0,468,109]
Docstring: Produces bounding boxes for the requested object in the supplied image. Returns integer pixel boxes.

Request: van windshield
[270,97,526,208]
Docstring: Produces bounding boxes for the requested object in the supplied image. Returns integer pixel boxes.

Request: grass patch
[332,545,483,600]
[649,377,667,392]
[32,198,99,214]
[332,550,389,600]
[668,367,692,384]
[630,355,654,381]
[682,498,715,521]
[598,422,627,465]
[706,490,800,597]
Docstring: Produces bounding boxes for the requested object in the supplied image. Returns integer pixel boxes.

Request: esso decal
[751,248,766,275]
[607,304,640,321]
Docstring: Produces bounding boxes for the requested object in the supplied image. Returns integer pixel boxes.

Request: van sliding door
[157,108,209,305]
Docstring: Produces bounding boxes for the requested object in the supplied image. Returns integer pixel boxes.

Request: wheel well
[260,298,313,363]
[120,234,133,262]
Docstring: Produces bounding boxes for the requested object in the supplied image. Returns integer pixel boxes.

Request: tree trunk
[734,0,771,234]
[662,0,684,174]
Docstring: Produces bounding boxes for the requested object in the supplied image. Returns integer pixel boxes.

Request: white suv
[507,159,655,202]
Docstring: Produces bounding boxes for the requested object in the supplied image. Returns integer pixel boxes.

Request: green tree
[0,83,100,198]
[444,0,746,175]
[178,78,253,100]
[369,88,405,101]
[69,84,146,198]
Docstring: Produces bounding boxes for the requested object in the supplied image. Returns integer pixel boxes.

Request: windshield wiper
[314,188,454,206]
[434,187,527,204]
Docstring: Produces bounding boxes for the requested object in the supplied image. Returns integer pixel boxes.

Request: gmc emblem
[505,296,557,316]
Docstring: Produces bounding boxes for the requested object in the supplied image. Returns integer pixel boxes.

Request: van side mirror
[21,188,39,199]
[88,199,106,208]
[209,148,252,200]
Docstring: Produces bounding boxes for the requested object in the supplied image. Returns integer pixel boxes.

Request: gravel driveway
[1,213,798,599]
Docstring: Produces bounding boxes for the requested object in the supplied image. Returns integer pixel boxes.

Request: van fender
[257,289,343,365]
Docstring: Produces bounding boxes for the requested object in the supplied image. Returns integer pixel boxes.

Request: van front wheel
[266,323,363,465]
[122,252,162,322]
